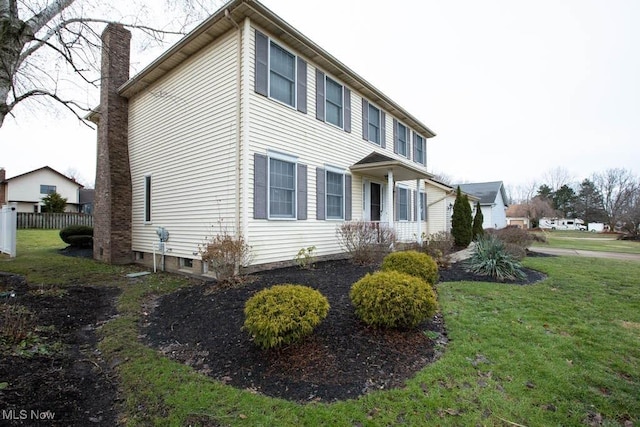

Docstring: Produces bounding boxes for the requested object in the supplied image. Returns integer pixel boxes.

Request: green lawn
[2,230,639,426]
[532,230,640,254]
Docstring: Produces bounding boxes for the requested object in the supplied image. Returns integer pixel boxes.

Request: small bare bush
[422,231,454,269]
[0,304,35,344]
[336,221,396,265]
[486,227,535,250]
[199,229,253,281]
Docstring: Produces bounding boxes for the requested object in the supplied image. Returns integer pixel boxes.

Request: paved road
[528,247,640,261]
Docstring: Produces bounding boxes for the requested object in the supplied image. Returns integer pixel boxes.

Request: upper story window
[269,43,296,107]
[40,185,56,194]
[397,122,408,157]
[316,70,351,132]
[368,104,381,144]
[362,99,385,147]
[414,134,426,165]
[269,156,297,219]
[325,77,343,128]
[326,170,344,219]
[255,30,307,113]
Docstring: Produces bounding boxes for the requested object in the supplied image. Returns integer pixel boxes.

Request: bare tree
[0,0,203,128]
[592,168,638,231]
[541,166,575,193]
[506,180,538,204]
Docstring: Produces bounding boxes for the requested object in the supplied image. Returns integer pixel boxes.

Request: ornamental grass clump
[243,284,329,350]
[350,271,438,329]
[381,250,439,285]
[465,234,527,281]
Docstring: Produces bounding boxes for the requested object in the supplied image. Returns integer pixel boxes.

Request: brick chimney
[93,24,133,264]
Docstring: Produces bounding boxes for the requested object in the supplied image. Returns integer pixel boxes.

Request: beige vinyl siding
[246,26,424,266]
[129,31,239,259]
[425,184,450,235]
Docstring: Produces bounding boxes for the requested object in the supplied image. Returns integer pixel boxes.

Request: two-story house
[0,167,83,213]
[90,0,450,273]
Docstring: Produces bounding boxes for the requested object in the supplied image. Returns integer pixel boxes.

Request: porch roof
[350,152,433,182]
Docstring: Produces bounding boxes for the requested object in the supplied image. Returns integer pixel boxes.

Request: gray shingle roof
[454,181,506,205]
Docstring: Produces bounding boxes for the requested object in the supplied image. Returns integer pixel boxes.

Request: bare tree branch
[8,88,94,127]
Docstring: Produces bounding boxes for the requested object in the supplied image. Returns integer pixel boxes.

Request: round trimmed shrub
[350,270,438,329]
[381,250,439,285]
[243,284,330,350]
[59,225,93,248]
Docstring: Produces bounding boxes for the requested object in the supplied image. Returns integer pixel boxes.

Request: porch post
[387,169,394,229]
[416,178,422,244]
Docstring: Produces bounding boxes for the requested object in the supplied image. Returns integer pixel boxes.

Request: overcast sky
[1,0,639,191]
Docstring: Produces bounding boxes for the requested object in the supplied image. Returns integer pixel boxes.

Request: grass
[532,230,640,254]
[1,229,639,426]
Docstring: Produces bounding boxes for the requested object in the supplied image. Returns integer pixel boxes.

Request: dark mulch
[143,258,546,403]
[0,280,120,426]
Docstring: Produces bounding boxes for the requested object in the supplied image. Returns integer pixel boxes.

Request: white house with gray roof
[454,181,508,229]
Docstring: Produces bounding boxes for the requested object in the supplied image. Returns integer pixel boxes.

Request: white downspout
[226,9,242,236]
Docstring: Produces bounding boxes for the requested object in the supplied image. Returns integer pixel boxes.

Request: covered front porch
[350,152,432,244]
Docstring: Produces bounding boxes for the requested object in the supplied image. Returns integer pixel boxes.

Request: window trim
[40,184,56,195]
[415,133,426,165]
[267,150,298,220]
[397,122,408,158]
[324,75,344,129]
[367,103,381,145]
[325,165,345,220]
[268,39,297,109]
[397,185,410,221]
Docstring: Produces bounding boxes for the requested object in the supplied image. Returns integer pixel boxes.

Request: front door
[370,183,381,221]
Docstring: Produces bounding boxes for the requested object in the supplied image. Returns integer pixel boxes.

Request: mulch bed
[0,281,120,426]
[143,258,546,403]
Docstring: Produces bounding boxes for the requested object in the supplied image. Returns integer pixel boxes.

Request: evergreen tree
[553,184,577,217]
[451,187,473,247]
[472,201,484,240]
[41,192,67,213]
[575,179,607,223]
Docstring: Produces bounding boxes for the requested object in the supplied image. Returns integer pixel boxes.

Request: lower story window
[398,187,409,221]
[326,170,344,219]
[269,157,296,218]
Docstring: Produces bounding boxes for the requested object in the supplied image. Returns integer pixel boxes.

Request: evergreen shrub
[350,271,438,329]
[381,250,439,285]
[243,284,330,349]
[59,225,93,248]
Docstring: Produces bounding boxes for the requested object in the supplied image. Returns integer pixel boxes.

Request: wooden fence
[17,213,94,229]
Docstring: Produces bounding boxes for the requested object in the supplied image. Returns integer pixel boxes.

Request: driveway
[528,247,640,262]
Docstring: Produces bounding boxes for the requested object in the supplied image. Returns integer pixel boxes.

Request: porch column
[416,178,422,244]
[387,169,394,229]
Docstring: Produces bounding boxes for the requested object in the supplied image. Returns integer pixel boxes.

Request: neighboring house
[89,0,457,273]
[0,167,83,213]
[454,181,508,229]
[424,178,479,235]
[506,204,531,229]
